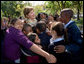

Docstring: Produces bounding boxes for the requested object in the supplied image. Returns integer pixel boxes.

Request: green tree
[1,10,4,17]
[34,4,46,15]
[45,1,83,20]
[1,1,32,18]
[72,1,83,20]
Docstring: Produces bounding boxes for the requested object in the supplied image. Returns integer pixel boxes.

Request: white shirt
[64,20,74,29]
[50,37,64,45]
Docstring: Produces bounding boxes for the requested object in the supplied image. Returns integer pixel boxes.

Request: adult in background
[36,12,48,22]
[23,6,37,27]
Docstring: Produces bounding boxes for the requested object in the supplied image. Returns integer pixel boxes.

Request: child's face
[48,16,54,21]
[40,14,45,19]
[36,28,40,34]
[35,35,40,44]
[50,29,57,39]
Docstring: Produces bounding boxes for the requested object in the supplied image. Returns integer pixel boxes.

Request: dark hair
[51,22,64,36]
[49,14,54,17]
[43,13,48,19]
[36,13,41,21]
[36,12,48,22]
[32,26,37,33]
[10,18,18,25]
[54,14,59,21]
[51,22,69,43]
[22,23,32,32]
[19,16,23,20]
[36,13,43,21]
[36,22,46,32]
[27,33,37,42]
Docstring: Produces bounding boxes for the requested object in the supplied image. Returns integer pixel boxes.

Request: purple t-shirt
[4,26,33,61]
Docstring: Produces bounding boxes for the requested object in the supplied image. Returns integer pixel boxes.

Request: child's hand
[46,54,57,63]
[54,45,65,53]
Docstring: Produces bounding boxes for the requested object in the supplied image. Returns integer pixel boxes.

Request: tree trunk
[57,1,61,12]
[77,8,80,20]
[61,1,66,9]
[61,1,64,9]
[77,1,80,20]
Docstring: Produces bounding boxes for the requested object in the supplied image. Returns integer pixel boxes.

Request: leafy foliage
[1,1,32,18]
[1,1,83,21]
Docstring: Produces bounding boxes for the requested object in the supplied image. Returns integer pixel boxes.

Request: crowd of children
[1,6,83,64]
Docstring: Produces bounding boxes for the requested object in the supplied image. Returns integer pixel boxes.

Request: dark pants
[1,59,15,63]
[55,52,72,64]
[20,53,27,63]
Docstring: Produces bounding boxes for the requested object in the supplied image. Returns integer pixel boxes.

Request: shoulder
[54,40,65,45]
[67,21,80,31]
[25,19,30,23]
[67,21,75,28]
[34,19,37,22]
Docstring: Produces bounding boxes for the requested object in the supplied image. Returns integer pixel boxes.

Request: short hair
[23,6,33,17]
[36,22,46,32]
[43,13,48,18]
[54,14,59,21]
[49,14,54,17]
[27,33,37,43]
[36,12,48,21]
[10,18,18,25]
[22,23,32,32]
[51,22,64,36]
[61,8,73,18]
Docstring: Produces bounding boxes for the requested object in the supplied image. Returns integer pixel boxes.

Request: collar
[50,37,64,45]
[26,19,36,22]
[39,31,46,34]
[64,20,74,29]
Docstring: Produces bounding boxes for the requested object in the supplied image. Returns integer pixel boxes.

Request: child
[47,14,54,22]
[21,33,42,63]
[21,23,56,63]
[36,13,47,22]
[36,22,52,63]
[20,23,33,63]
[22,23,33,35]
[36,22,52,52]
[48,22,72,64]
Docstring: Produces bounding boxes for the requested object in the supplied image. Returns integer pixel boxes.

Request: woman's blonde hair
[23,6,33,18]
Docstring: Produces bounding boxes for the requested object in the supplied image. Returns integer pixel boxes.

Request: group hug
[1,6,83,64]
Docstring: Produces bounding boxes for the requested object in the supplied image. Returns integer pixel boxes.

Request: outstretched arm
[30,44,57,63]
